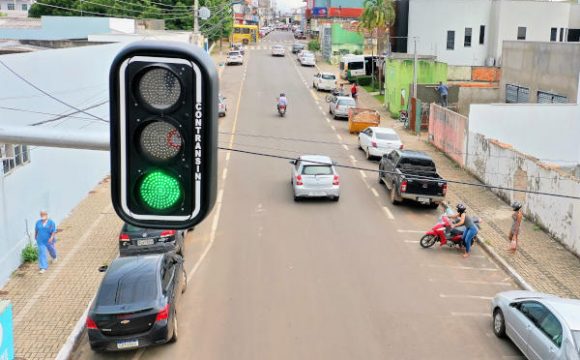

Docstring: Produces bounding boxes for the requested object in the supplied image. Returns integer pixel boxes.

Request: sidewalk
[0,177,122,360]
[318,61,580,299]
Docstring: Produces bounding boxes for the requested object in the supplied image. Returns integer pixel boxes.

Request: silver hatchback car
[491,290,580,360]
[290,155,340,201]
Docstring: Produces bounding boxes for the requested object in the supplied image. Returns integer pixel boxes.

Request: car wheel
[390,187,401,205]
[378,170,383,184]
[169,310,178,343]
[365,147,372,160]
[493,309,506,338]
[428,202,440,209]
[328,108,332,114]
[293,194,300,202]
[332,196,339,202]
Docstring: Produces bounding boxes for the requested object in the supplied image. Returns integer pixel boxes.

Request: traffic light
[109,41,217,229]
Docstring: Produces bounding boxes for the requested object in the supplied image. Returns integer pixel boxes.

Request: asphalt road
[72,31,523,360]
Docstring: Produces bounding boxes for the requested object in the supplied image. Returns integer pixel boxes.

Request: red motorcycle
[420,215,481,249]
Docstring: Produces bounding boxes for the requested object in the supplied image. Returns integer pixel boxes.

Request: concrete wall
[408,0,492,66]
[489,0,572,62]
[108,18,135,34]
[448,66,471,81]
[429,103,468,166]
[457,87,499,116]
[384,59,447,116]
[466,133,580,256]
[500,41,580,103]
[469,103,580,165]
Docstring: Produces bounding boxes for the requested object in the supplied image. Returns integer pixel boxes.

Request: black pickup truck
[378,150,447,208]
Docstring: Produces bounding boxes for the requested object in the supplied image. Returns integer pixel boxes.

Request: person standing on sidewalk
[508,202,523,252]
[351,82,358,101]
[35,210,57,274]
[435,81,449,107]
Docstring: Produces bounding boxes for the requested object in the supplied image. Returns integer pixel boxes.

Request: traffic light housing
[109,41,217,229]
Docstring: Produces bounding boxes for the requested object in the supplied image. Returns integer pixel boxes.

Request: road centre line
[404,240,419,243]
[342,144,349,151]
[383,206,395,220]
[326,118,330,123]
[396,229,425,233]
[321,110,326,116]
[451,312,491,318]
[440,294,494,300]
[429,278,512,287]
[336,134,343,141]
[371,188,379,197]
[222,168,228,180]
[359,170,367,178]
[349,155,356,161]
[330,125,336,131]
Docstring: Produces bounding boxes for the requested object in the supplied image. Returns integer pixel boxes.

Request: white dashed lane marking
[440,294,494,300]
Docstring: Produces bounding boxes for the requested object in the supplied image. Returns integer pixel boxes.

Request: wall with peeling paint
[466,133,580,256]
[469,103,580,166]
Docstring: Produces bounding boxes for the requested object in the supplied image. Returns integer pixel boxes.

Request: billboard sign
[312,7,327,17]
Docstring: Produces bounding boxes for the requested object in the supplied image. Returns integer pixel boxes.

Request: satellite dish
[199,6,211,20]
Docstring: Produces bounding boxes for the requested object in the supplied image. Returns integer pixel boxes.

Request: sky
[275,0,304,13]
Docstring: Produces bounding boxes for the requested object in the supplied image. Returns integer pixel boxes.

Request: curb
[477,236,536,292]
[55,300,92,360]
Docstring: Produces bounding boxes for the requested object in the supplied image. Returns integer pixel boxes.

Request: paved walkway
[317,61,580,299]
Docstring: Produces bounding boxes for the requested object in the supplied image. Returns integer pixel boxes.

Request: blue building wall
[0,16,112,40]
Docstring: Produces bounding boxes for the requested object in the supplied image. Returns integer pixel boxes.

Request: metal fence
[428,103,468,167]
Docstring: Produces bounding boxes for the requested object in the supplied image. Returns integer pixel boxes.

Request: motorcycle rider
[449,203,478,258]
[277,92,288,113]
[437,202,456,246]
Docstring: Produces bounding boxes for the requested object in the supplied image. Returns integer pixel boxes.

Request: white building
[0,0,34,14]
[0,44,124,287]
[408,0,580,66]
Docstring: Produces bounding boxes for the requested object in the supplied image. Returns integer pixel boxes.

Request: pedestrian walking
[508,202,523,252]
[35,210,57,274]
[449,204,478,258]
[351,82,358,101]
[435,81,449,107]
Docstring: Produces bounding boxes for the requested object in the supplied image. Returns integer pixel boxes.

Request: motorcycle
[420,215,481,249]
[277,104,287,117]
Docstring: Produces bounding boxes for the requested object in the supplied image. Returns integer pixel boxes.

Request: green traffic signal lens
[139,171,183,210]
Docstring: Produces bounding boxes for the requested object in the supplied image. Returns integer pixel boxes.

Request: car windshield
[303,53,314,58]
[338,99,356,106]
[228,52,240,56]
[322,74,336,80]
[302,165,333,175]
[375,132,399,141]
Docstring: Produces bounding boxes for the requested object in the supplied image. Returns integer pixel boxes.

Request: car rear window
[228,52,240,56]
[322,74,336,80]
[302,165,333,175]
[399,157,436,171]
[97,270,158,306]
[303,53,314,58]
[375,132,399,141]
[338,99,356,106]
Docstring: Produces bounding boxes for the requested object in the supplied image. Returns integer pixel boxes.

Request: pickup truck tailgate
[404,177,446,196]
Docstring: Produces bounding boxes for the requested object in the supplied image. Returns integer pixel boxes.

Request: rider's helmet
[456,203,467,214]
[511,201,522,211]
[280,93,285,97]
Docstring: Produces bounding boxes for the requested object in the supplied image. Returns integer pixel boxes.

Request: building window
[446,31,455,50]
[7,3,15,10]
[506,84,529,103]
[1,144,30,176]
[550,28,557,42]
[537,91,567,104]
[22,3,27,10]
[517,27,526,40]
[464,27,472,47]
[559,28,564,42]
[479,25,485,44]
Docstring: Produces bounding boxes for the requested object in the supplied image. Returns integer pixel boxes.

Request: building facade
[407,0,580,66]
[0,0,34,14]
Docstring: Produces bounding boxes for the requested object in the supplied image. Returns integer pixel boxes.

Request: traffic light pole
[0,126,109,151]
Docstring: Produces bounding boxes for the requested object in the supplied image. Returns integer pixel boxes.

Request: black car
[87,254,186,352]
[292,43,305,53]
[119,223,185,256]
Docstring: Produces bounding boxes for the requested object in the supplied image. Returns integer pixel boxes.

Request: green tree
[358,0,395,55]
[29,0,78,17]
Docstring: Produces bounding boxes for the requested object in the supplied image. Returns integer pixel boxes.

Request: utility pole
[192,0,199,45]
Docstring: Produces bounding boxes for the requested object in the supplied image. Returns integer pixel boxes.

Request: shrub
[308,40,320,51]
[22,243,38,263]
[353,49,363,55]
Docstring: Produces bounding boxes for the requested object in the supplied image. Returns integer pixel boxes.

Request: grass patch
[373,93,384,103]
[533,224,542,231]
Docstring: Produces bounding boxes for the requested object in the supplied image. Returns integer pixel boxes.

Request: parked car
[87,253,187,352]
[358,127,403,160]
[378,149,447,207]
[230,43,245,55]
[218,94,227,117]
[491,290,580,360]
[290,155,340,202]
[226,51,243,65]
[328,96,356,119]
[313,72,337,91]
[300,53,316,66]
[292,43,305,54]
[294,31,306,39]
[118,223,185,256]
[271,44,286,57]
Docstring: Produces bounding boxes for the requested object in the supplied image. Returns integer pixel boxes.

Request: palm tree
[358,0,395,89]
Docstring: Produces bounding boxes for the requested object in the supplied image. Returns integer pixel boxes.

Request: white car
[271,45,286,57]
[328,96,356,119]
[313,72,337,91]
[299,53,316,66]
[218,94,227,117]
[492,291,580,360]
[226,51,243,65]
[358,127,403,160]
[290,155,340,202]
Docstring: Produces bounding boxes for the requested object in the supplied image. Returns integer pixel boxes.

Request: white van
[339,55,365,80]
